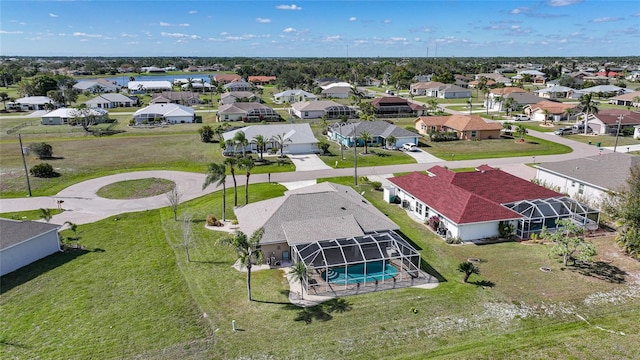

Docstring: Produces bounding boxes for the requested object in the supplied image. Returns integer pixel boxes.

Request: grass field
[0,208,63,221]
[1,179,639,359]
[564,134,640,147]
[96,177,175,199]
[318,141,417,168]
[422,135,572,160]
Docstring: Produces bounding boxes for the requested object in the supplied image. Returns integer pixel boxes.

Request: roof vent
[340,206,346,210]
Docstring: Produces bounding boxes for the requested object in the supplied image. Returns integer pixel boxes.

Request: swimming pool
[322,261,398,285]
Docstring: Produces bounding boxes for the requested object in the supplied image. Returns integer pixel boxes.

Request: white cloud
[276,4,302,10]
[414,37,421,42]
[256,18,272,23]
[121,33,138,38]
[49,13,58,18]
[220,32,229,36]
[73,32,109,39]
[125,41,139,45]
[161,32,201,40]
[349,17,357,22]
[510,7,530,14]
[0,30,24,34]
[322,35,342,42]
[283,27,297,33]
[591,17,623,23]
[547,0,582,6]
[189,10,197,14]
[421,27,432,33]
[383,19,392,24]
[390,37,407,42]
[179,23,190,27]
[160,22,171,27]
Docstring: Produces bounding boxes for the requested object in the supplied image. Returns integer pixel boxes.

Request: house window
[571,181,576,187]
[471,130,477,138]
[578,184,584,194]
[416,203,423,216]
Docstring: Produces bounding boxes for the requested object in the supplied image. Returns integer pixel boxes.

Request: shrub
[404,126,419,134]
[428,216,440,230]
[206,214,222,227]
[29,163,59,178]
[446,236,462,244]
[28,142,53,159]
[198,125,214,143]
[231,219,239,225]
[370,181,382,191]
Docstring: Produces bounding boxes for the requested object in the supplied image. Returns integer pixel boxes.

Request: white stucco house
[387,165,598,241]
[290,100,356,119]
[85,93,137,109]
[9,96,57,111]
[273,89,318,104]
[535,153,640,206]
[128,81,172,94]
[0,219,61,276]
[132,103,195,124]
[222,123,319,155]
[41,107,109,125]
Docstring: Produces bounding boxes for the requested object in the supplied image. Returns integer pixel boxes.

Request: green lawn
[318,141,416,168]
[0,208,63,221]
[422,135,572,160]
[96,178,175,199]
[1,181,639,359]
[564,134,640,147]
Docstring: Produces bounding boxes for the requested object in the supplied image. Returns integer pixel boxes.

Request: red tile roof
[592,109,640,125]
[389,166,563,224]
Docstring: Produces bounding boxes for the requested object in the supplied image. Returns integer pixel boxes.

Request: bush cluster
[29,163,59,178]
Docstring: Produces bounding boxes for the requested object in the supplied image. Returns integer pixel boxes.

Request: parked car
[402,143,419,152]
[512,114,530,121]
[555,127,575,135]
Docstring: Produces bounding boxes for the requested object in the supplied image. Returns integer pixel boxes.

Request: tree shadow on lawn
[469,279,495,288]
[282,298,353,324]
[568,261,627,284]
[396,230,447,283]
[0,248,92,295]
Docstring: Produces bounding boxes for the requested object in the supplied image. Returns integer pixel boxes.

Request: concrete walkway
[287,154,333,171]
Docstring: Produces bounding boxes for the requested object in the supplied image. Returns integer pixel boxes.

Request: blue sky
[1,0,638,57]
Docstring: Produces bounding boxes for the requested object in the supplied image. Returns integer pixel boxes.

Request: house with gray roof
[73,79,119,93]
[273,89,318,104]
[535,152,640,206]
[0,218,61,276]
[85,93,137,109]
[222,123,318,155]
[328,121,420,149]
[220,91,258,105]
[290,100,356,119]
[217,102,281,122]
[234,182,427,296]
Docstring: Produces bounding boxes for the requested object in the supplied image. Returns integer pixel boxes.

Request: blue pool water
[322,261,398,285]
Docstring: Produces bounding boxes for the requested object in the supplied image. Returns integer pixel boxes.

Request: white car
[402,143,419,152]
[512,114,530,121]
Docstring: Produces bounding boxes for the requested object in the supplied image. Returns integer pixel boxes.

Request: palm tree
[233,130,249,157]
[350,85,365,107]
[458,261,480,283]
[542,109,551,126]
[0,92,9,111]
[202,163,227,221]
[632,95,640,109]
[503,97,517,117]
[579,93,599,135]
[238,156,255,205]
[287,261,313,299]
[39,208,52,222]
[219,228,264,301]
[466,98,473,115]
[358,130,372,154]
[252,134,266,161]
[427,98,439,115]
[319,116,328,135]
[271,133,291,158]
[385,135,397,149]
[63,221,81,248]
[515,124,527,141]
[224,157,239,207]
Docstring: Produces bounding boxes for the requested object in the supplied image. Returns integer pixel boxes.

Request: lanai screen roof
[503,197,598,220]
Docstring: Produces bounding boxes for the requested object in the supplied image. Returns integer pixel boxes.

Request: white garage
[0,219,61,276]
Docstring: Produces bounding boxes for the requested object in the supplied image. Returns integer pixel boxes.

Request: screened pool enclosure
[503,196,600,239]
[291,231,429,297]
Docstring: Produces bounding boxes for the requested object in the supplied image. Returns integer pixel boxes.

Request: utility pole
[613,114,624,153]
[18,134,32,197]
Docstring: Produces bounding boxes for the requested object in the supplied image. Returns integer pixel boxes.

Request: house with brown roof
[525,100,578,122]
[386,166,598,241]
[248,76,277,85]
[371,96,426,117]
[410,81,444,96]
[415,114,503,140]
[585,109,640,135]
[217,103,281,122]
[607,91,640,107]
[219,91,259,105]
[485,87,528,111]
[150,91,201,105]
[213,74,242,84]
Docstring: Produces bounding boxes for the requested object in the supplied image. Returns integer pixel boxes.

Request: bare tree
[166,186,182,221]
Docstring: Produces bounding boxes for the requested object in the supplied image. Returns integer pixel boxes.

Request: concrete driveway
[402,148,443,164]
[287,154,333,171]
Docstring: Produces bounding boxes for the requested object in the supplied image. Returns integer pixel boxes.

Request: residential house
[273,89,318,104]
[248,76,277,85]
[535,153,640,205]
[484,87,527,111]
[290,100,355,119]
[608,91,640,107]
[223,81,251,92]
[328,121,421,149]
[0,219,61,276]
[73,79,120,94]
[41,107,109,125]
[581,75,610,85]
[535,86,580,99]
[415,115,503,140]
[410,81,444,96]
[85,93,137,109]
[387,166,599,241]
[585,109,640,135]
[213,74,242,84]
[132,103,195,124]
[128,81,172,94]
[234,182,426,296]
[423,83,472,99]
[181,82,212,91]
[321,85,351,99]
[525,100,578,122]
[9,96,56,111]
[222,123,318,155]
[220,91,259,105]
[581,85,632,96]
[150,91,201,105]
[371,96,426,117]
[217,102,280,122]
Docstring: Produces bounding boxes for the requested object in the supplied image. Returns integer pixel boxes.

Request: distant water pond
[80,74,215,87]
